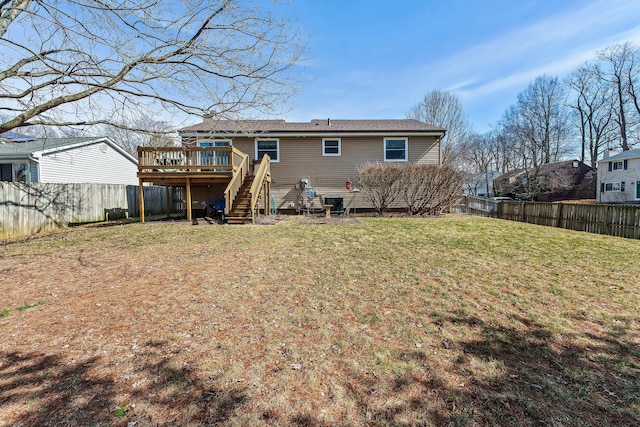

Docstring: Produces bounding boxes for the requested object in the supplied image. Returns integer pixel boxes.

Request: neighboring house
[493,160,596,202]
[137,118,444,223]
[0,135,138,185]
[597,149,640,203]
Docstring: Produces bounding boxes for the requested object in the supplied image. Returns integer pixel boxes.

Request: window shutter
[608,162,613,171]
[622,182,626,191]
[624,159,628,170]
[600,182,605,192]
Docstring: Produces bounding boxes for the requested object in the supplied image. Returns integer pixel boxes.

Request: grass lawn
[0,215,639,426]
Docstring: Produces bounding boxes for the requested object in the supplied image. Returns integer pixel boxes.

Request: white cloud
[419,0,640,101]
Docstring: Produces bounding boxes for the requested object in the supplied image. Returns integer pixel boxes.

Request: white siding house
[597,149,640,203]
[0,137,138,185]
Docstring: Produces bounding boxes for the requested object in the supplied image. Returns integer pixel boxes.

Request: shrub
[357,162,462,215]
[356,162,403,215]
[399,164,463,215]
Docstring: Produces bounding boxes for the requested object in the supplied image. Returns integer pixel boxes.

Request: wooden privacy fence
[0,182,183,239]
[463,196,499,217]
[462,196,640,239]
[500,201,640,239]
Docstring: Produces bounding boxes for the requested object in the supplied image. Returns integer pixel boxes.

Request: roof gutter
[179,131,446,138]
[32,136,138,164]
[0,153,32,159]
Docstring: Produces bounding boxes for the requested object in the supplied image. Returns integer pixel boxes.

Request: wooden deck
[137,146,270,223]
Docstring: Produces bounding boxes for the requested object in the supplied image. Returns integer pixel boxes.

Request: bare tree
[499,75,574,169]
[596,42,638,151]
[464,132,496,196]
[100,116,177,157]
[491,126,521,174]
[406,89,472,166]
[566,63,615,166]
[0,1,305,134]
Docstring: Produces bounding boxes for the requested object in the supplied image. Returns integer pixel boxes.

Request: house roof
[0,137,96,156]
[0,136,137,163]
[179,118,445,135]
[494,160,593,182]
[598,148,640,162]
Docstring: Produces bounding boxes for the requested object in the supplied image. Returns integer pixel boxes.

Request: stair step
[226,217,252,224]
[225,174,261,224]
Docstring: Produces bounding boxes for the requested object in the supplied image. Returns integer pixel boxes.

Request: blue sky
[280,0,640,132]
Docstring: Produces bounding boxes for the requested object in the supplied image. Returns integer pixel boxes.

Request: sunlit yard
[1,215,639,426]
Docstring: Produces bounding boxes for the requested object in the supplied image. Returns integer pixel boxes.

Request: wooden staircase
[226,176,255,224]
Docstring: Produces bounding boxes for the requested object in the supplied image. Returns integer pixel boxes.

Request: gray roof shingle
[179,118,445,134]
[599,149,640,162]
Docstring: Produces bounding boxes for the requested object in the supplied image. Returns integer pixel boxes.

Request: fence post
[556,203,563,229]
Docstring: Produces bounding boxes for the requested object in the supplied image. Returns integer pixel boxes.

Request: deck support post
[268,181,271,214]
[263,181,270,215]
[139,179,145,223]
[186,178,192,221]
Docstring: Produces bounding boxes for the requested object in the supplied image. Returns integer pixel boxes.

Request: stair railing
[223,148,249,216]
[249,154,271,219]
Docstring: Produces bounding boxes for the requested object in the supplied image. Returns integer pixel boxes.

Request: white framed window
[322,138,341,156]
[609,160,628,171]
[384,137,408,162]
[604,182,625,192]
[0,162,30,182]
[256,138,279,162]
[14,162,29,182]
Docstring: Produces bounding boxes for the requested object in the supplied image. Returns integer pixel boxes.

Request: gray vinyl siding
[190,134,440,210]
[38,141,138,185]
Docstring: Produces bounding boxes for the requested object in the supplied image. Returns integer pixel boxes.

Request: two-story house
[597,149,640,203]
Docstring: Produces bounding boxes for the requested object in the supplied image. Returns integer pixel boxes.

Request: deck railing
[138,146,237,173]
[138,146,271,222]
